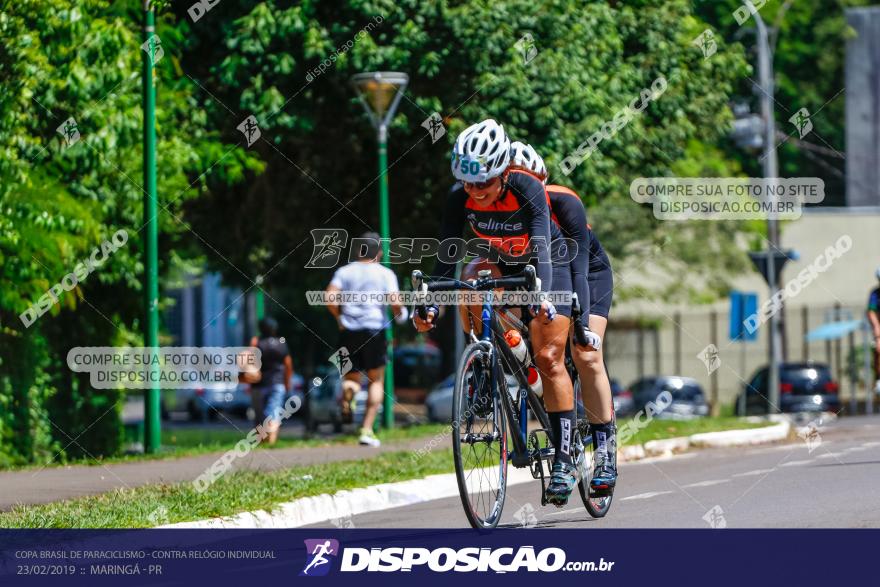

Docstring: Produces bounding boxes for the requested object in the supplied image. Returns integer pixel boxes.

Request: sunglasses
[463,177,499,190]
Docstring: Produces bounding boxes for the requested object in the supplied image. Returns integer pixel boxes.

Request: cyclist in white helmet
[508,140,618,496]
[413,119,582,505]
[509,141,548,183]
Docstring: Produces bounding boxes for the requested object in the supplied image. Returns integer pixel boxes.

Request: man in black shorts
[326,232,406,446]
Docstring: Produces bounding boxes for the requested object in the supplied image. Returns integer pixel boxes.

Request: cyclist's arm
[552,193,591,326]
[431,184,469,279]
[511,174,553,291]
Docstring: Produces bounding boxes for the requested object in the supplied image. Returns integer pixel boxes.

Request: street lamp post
[755,13,784,415]
[350,71,409,429]
[142,1,161,452]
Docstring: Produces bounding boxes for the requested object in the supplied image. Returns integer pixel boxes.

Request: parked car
[167,373,304,422]
[393,344,443,403]
[305,366,383,433]
[610,378,635,417]
[425,373,520,423]
[574,378,635,419]
[171,383,251,421]
[629,376,710,419]
[734,362,841,415]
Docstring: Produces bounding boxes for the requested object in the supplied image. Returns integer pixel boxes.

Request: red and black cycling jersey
[546,184,612,321]
[434,170,563,290]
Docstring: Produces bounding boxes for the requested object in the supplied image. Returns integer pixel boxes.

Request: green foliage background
[0,0,861,463]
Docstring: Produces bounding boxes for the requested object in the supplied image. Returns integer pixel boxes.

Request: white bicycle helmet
[509,141,548,182]
[451,119,511,182]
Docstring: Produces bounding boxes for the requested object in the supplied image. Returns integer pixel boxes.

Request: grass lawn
[0,449,454,528]
[0,416,773,528]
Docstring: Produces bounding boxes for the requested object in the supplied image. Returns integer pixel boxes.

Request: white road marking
[816,452,843,459]
[732,468,776,477]
[625,453,699,466]
[779,459,813,467]
[681,479,730,488]
[619,491,674,501]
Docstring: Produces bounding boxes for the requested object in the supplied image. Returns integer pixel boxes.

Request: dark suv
[735,362,841,415]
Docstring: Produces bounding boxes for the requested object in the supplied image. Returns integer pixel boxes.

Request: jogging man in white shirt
[326,232,406,446]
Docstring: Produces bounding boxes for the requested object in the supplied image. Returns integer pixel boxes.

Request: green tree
[0,0,250,463]
[171,0,751,360]
[694,0,871,206]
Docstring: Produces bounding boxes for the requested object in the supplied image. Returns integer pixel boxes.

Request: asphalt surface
[305,414,880,528]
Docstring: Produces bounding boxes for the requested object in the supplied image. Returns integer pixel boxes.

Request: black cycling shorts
[583,266,613,318]
[339,328,387,371]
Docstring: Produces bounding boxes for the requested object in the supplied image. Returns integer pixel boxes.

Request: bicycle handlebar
[410,265,537,294]
[410,266,538,322]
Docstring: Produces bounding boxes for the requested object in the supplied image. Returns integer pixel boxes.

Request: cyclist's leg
[458,258,500,335]
[572,266,617,492]
[532,263,578,504]
[571,314,613,423]
[458,258,521,335]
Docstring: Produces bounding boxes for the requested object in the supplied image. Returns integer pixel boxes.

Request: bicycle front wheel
[452,342,508,529]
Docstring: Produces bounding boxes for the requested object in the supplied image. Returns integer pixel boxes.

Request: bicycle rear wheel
[579,443,614,518]
[572,375,615,518]
[452,342,508,529]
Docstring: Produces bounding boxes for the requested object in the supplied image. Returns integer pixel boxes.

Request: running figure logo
[421,112,446,143]
[306,229,349,268]
[789,108,813,139]
[300,539,340,576]
[56,117,81,148]
[237,114,262,147]
[692,29,717,60]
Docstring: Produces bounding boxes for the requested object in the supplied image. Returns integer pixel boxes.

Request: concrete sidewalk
[0,436,441,511]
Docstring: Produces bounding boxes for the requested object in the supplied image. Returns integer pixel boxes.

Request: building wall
[607,210,880,407]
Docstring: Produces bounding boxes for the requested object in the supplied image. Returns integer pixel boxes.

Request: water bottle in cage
[504,329,543,398]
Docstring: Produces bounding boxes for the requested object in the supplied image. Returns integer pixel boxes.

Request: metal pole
[865,323,874,414]
[756,14,783,414]
[710,310,719,415]
[802,305,809,361]
[378,124,395,429]
[674,312,682,375]
[142,2,161,453]
[255,290,265,321]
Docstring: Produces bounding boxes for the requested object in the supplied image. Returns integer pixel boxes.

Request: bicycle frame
[411,266,553,468]
[480,295,553,468]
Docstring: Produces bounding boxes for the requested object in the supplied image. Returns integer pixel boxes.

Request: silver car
[425,373,521,423]
[305,369,383,433]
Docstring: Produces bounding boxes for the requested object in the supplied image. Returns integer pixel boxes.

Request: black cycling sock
[589,421,614,457]
[549,409,575,465]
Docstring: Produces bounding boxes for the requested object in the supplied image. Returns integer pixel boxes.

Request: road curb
[689,420,790,448]
[159,467,536,529]
[159,421,789,529]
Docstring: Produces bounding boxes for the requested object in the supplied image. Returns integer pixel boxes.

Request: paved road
[306,415,880,528]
